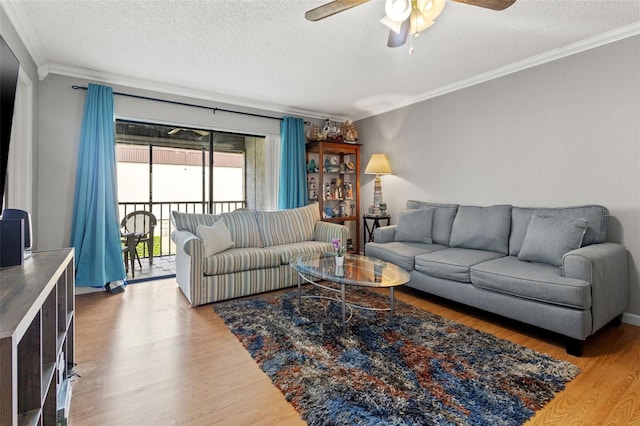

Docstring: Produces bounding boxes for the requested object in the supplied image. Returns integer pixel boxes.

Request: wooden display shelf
[306,140,361,253]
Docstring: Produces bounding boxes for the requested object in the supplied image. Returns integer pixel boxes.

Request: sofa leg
[565,338,584,357]
[609,314,623,327]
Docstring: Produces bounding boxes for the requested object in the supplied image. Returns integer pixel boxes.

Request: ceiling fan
[168,128,210,137]
[305,0,516,53]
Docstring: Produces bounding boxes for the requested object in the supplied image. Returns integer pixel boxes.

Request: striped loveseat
[170,203,348,306]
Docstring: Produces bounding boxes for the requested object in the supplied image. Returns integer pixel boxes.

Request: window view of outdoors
[115,121,250,258]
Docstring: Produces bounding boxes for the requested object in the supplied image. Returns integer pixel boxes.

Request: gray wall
[356,36,640,318]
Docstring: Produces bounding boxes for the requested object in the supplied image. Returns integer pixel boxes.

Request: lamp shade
[364,154,392,175]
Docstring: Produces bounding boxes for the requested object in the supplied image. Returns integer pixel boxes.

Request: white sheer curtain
[264,134,280,211]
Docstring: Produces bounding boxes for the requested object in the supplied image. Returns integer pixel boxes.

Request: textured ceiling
[4,0,640,120]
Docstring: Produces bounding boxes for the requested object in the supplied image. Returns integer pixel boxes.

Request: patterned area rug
[214,286,580,425]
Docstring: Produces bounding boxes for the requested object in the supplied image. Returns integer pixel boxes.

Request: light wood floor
[69,279,640,426]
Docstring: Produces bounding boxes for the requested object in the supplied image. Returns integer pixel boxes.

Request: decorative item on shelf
[321,119,344,142]
[308,177,317,200]
[327,156,340,172]
[307,159,318,173]
[324,158,331,171]
[345,182,353,199]
[322,118,331,135]
[346,161,355,171]
[325,182,331,200]
[365,153,392,210]
[339,201,347,217]
[379,202,388,214]
[336,178,344,200]
[324,206,333,218]
[341,120,358,142]
[350,203,356,216]
[306,124,320,141]
[340,162,347,173]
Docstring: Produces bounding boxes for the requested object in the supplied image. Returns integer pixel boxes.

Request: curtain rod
[71,85,310,124]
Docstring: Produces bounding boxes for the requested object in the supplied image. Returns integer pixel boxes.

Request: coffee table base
[296,273,395,333]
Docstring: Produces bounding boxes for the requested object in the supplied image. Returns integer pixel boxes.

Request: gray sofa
[365,201,628,356]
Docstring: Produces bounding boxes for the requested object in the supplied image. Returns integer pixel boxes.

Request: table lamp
[364,153,392,211]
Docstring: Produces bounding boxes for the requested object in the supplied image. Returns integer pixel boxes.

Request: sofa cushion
[267,241,333,265]
[202,247,281,275]
[256,203,319,247]
[406,200,458,245]
[365,241,447,272]
[449,205,512,254]
[470,256,591,309]
[394,208,434,244]
[509,205,608,256]
[415,248,505,283]
[518,215,588,267]
[171,211,219,234]
[196,220,234,256]
[220,210,263,248]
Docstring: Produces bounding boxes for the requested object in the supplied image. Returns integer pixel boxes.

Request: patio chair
[121,234,136,277]
[120,210,157,268]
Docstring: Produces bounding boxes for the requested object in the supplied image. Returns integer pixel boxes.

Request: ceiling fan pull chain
[409,35,415,55]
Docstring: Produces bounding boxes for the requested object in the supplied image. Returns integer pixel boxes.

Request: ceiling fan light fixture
[409,9,434,34]
[421,0,446,21]
[385,0,412,22]
[380,15,404,34]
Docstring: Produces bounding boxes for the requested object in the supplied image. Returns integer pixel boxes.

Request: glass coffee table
[290,252,410,332]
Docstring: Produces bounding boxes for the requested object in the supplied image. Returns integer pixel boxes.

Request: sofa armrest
[563,243,628,332]
[171,230,204,306]
[172,229,201,256]
[373,225,397,243]
[313,221,349,243]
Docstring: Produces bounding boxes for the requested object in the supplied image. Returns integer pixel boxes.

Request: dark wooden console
[0,248,75,425]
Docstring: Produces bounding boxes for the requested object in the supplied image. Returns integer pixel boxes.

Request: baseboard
[622,312,640,327]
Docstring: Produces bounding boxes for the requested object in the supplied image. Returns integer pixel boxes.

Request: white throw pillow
[196,220,234,257]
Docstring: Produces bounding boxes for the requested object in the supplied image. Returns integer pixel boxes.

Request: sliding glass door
[115,121,249,256]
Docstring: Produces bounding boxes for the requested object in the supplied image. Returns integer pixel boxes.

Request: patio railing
[118,200,246,257]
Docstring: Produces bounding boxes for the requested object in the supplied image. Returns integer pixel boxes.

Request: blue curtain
[71,83,125,287]
[278,116,307,209]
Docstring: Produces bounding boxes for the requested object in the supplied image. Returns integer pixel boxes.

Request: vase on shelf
[335,255,344,267]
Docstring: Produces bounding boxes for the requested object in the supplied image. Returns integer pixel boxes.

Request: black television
[0,35,20,212]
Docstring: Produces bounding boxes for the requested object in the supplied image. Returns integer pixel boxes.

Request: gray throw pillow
[518,215,588,267]
[449,205,512,254]
[406,201,459,245]
[394,208,434,244]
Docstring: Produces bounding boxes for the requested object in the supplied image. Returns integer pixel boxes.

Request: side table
[363,214,391,249]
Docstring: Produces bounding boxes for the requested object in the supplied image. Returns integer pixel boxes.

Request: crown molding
[41,63,348,123]
[353,21,640,121]
[0,1,45,65]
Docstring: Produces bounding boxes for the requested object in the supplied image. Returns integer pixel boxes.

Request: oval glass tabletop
[290,252,410,288]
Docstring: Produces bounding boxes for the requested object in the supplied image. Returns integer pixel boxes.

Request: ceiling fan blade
[451,0,516,11]
[305,0,370,21]
[387,19,409,47]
